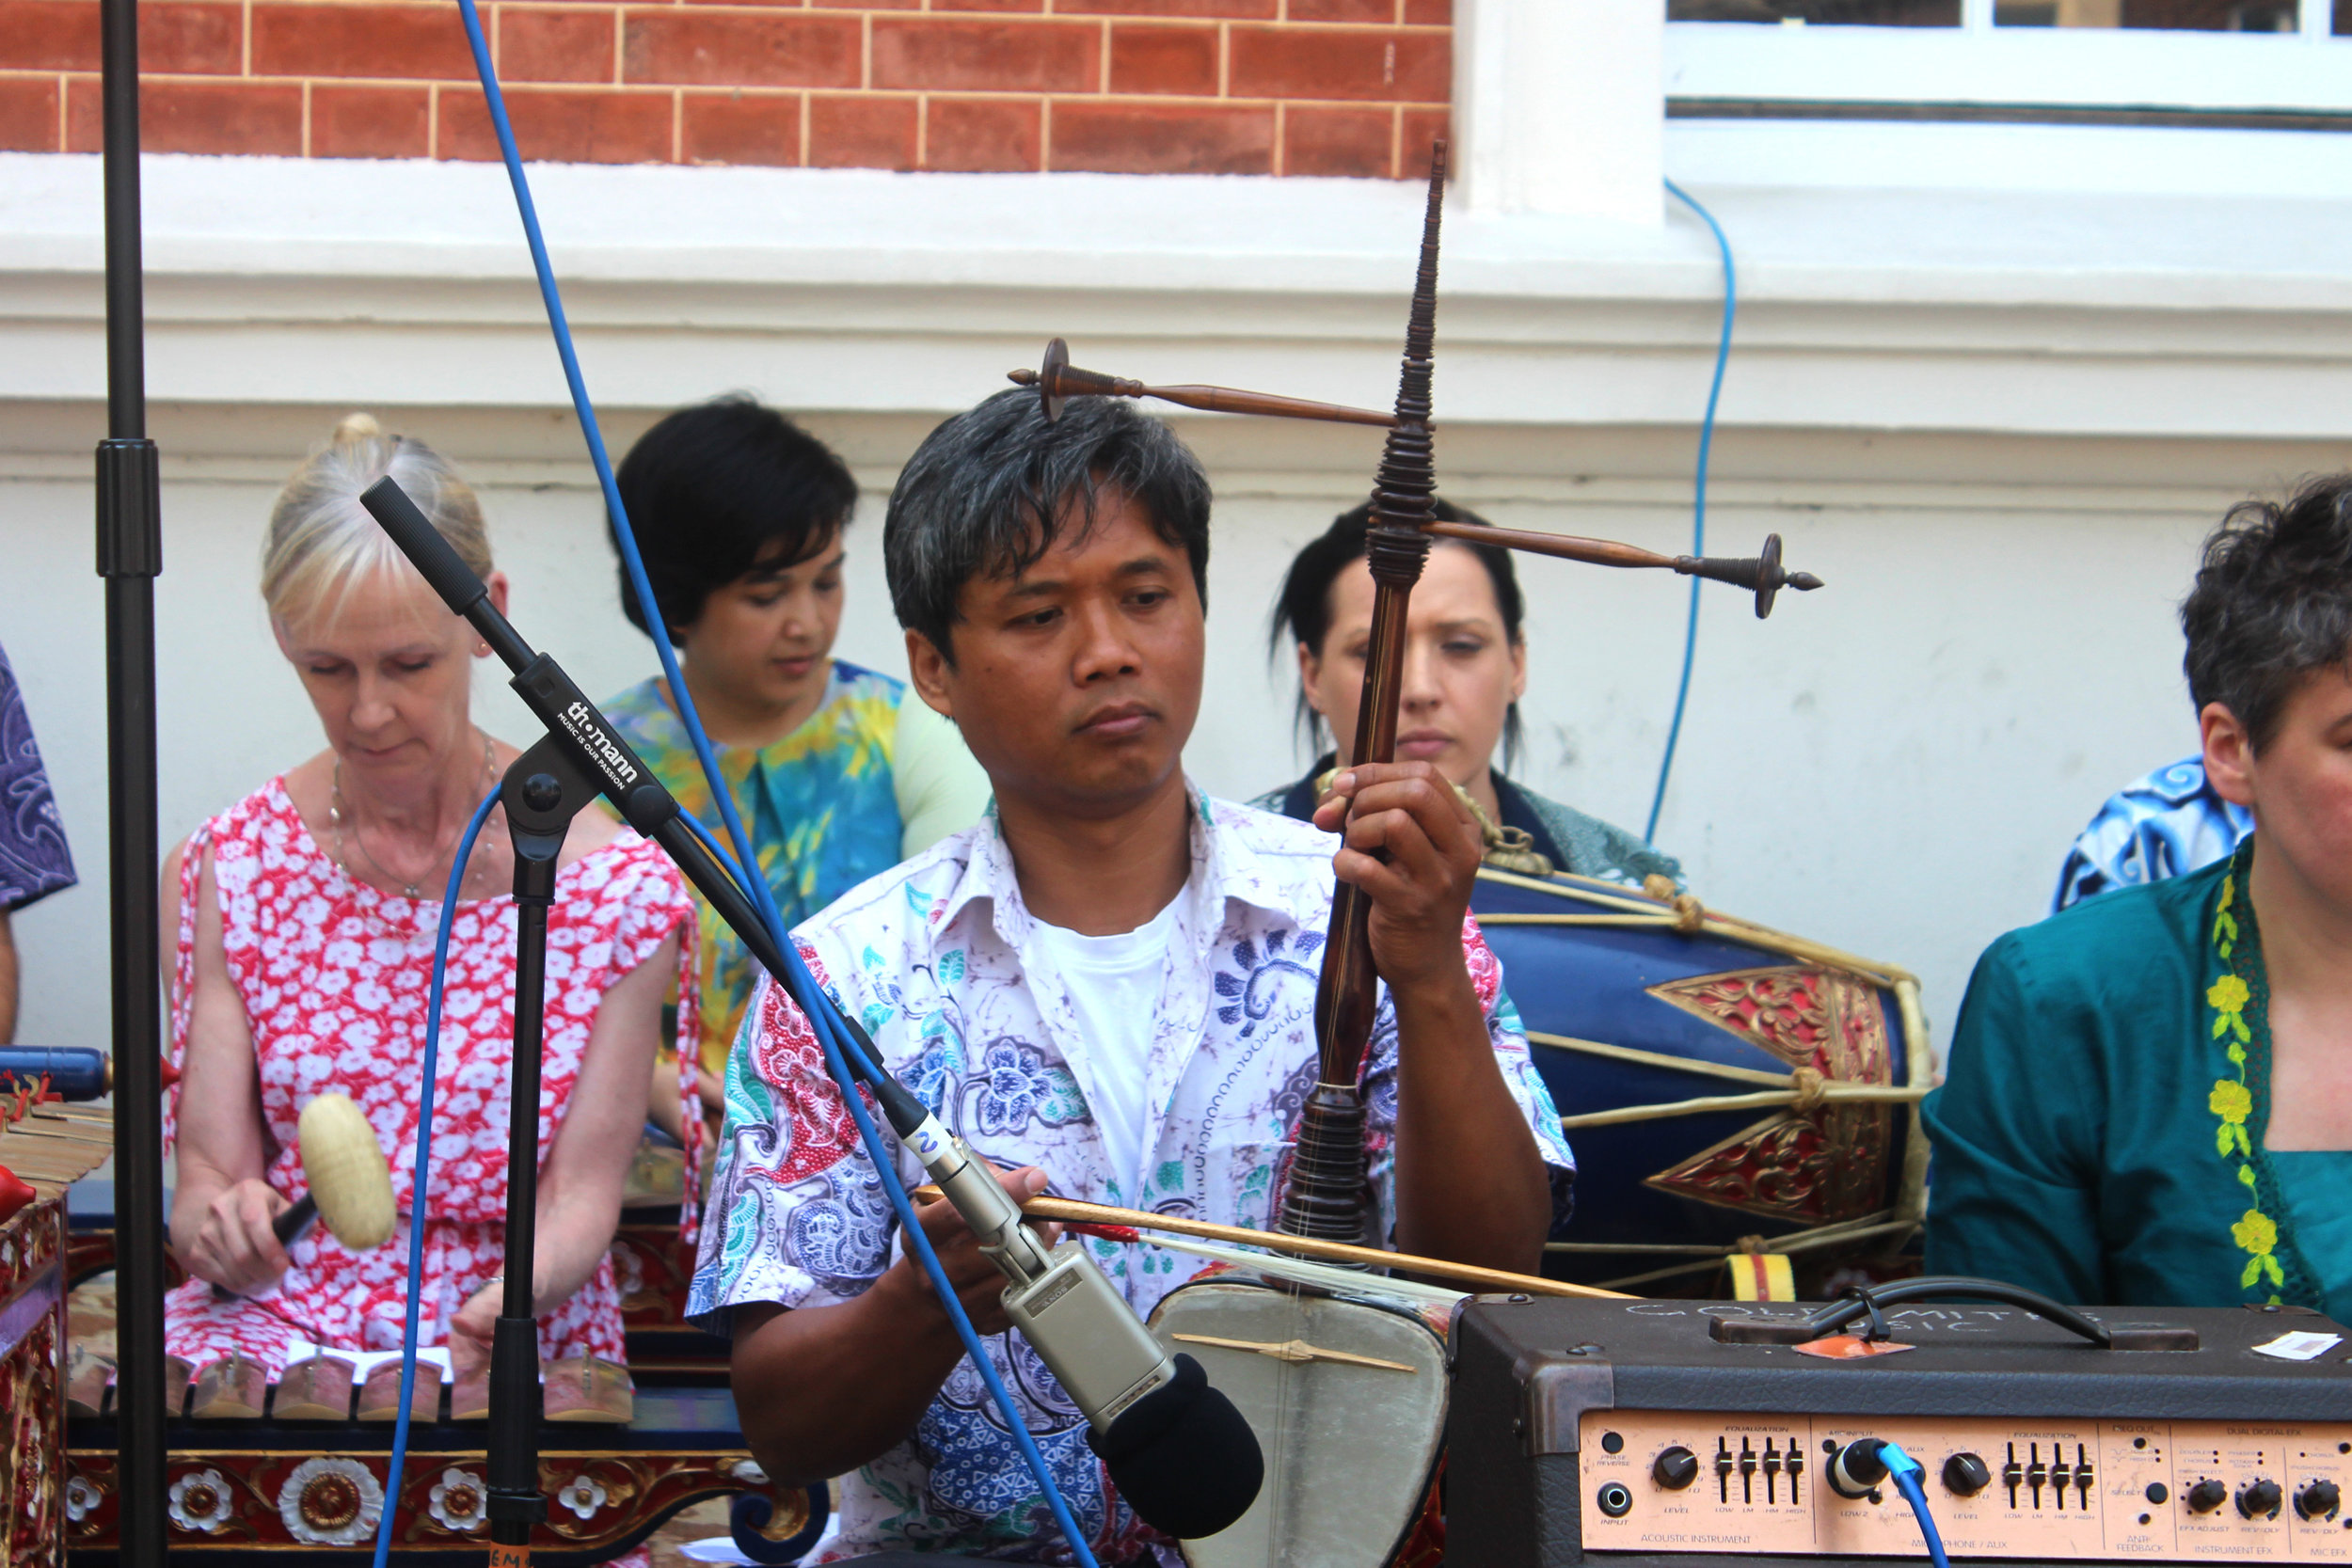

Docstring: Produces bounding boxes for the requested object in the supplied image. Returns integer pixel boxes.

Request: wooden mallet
[272,1091,397,1251]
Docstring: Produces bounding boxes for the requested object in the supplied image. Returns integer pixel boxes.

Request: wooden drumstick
[294,1091,397,1251]
[909,1184,1626,1301]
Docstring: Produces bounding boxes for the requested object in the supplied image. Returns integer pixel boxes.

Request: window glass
[1667,1,1959,23]
[1994,0,2296,24]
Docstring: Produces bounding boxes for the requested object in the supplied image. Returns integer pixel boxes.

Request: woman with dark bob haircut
[600,397,989,1139]
[1252,499,1679,887]
[1928,473,2352,1316]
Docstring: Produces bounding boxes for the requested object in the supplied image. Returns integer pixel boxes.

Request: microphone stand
[359,476,834,1558]
[96,0,169,1551]
[484,736,606,1563]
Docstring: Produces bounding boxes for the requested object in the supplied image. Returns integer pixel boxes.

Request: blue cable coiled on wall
[1645,178,1738,846]
[364,9,1111,1564]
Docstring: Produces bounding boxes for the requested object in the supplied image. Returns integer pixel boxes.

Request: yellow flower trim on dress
[2210,870,2284,1296]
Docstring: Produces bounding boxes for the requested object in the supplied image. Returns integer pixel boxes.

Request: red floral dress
[162,779,699,1376]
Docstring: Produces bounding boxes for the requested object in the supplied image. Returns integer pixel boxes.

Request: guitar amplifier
[1446,1295,2352,1568]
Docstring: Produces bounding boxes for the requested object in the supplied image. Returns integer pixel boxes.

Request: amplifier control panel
[1578,1411,2352,1560]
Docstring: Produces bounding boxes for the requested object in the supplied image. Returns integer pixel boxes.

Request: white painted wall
[1,408,2319,1070]
[7,113,2352,1074]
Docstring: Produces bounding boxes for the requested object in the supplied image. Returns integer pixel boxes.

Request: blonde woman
[161,415,698,1403]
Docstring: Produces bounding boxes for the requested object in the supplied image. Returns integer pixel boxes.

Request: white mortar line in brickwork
[1038,93,1051,171]
[426,80,438,157]
[798,89,810,166]
[612,8,623,86]
[299,79,310,156]
[1270,99,1283,174]
[914,90,926,166]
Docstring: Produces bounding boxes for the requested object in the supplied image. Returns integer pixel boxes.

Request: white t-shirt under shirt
[1026,896,1181,1200]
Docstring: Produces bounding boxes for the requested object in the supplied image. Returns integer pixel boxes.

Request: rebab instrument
[1011,139,1822,1568]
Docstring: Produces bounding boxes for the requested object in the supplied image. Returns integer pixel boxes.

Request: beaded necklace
[328,730,498,899]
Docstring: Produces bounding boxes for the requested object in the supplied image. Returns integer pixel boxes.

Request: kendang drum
[1470,865,1930,1293]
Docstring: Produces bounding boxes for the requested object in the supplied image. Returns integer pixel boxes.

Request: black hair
[1269,499,1526,768]
[883,388,1213,662]
[610,396,859,646]
[2182,473,2352,753]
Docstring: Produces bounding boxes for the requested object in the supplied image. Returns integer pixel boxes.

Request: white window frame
[1665,1,2352,116]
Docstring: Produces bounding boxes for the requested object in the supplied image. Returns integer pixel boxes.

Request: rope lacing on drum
[1641,874,1707,931]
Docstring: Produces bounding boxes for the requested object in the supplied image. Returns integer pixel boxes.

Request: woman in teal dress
[1926,474,2352,1317]
[600,398,990,1137]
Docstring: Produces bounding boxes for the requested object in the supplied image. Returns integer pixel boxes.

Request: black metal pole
[97,0,167,1555]
[487,740,598,1560]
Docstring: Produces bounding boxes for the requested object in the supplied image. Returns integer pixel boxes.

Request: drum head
[1151,1279,1446,1568]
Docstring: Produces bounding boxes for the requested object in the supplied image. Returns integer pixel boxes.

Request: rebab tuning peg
[1009,338,1396,429]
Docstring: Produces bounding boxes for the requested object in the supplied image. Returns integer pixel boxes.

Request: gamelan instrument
[1468,868,1929,1294]
[1446,1289,2352,1566]
[62,1179,814,1562]
[1011,138,1822,1568]
[62,1366,807,1561]
[0,1096,115,1566]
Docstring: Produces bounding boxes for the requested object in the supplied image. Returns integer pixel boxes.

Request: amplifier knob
[2239,1479,2283,1521]
[1943,1453,1991,1497]
[2297,1481,2341,1521]
[1653,1448,1700,1491]
[2187,1480,2230,1513]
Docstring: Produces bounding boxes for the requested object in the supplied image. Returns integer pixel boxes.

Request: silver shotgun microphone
[873,1073,1264,1540]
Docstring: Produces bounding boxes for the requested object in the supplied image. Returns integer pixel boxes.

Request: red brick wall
[0,0,1449,176]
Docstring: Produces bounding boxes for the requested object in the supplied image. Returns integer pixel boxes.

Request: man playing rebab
[688,389,1571,1561]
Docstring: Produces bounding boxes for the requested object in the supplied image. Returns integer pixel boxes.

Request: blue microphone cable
[1645,178,1737,846]
[1875,1443,1953,1568]
[370,786,498,1568]
[367,6,1109,1560]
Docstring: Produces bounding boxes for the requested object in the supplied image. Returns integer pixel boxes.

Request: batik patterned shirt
[687,787,1574,1563]
[2053,754,2251,913]
[605,663,910,1075]
[0,642,75,912]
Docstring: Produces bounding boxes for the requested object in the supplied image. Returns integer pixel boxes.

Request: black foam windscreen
[1086,1354,1263,1540]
